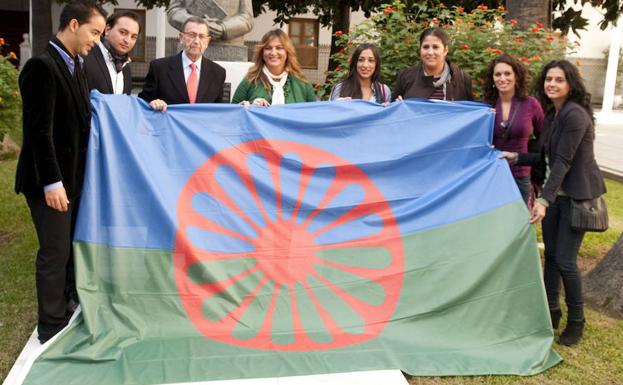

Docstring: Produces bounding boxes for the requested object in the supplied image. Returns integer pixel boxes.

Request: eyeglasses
[182,32,210,41]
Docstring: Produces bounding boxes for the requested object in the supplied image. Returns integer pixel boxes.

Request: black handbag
[569,196,609,232]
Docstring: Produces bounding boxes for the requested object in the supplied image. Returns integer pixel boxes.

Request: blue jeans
[514,176,531,205]
[541,196,586,322]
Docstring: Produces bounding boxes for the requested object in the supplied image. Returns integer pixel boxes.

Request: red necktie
[187,63,198,104]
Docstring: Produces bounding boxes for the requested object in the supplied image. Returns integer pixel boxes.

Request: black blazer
[138,52,226,104]
[518,101,606,202]
[15,44,91,199]
[84,44,132,95]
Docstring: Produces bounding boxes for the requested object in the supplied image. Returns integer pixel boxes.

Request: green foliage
[0,38,22,139]
[321,2,573,100]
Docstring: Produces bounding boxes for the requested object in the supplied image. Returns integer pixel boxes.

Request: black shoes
[550,308,562,330]
[558,319,585,346]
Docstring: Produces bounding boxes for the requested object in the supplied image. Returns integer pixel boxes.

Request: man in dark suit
[15,0,106,344]
[139,16,226,111]
[84,10,141,95]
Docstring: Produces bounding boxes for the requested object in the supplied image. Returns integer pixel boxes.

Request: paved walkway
[595,111,623,182]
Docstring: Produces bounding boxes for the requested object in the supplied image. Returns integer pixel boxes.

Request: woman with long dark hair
[501,60,606,346]
[394,27,472,101]
[484,54,544,204]
[330,43,391,103]
[232,29,316,106]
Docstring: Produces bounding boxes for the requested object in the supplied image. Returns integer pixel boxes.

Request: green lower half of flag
[23,200,560,385]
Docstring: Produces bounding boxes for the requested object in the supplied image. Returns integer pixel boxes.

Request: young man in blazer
[84,10,141,95]
[15,0,106,343]
[139,16,226,111]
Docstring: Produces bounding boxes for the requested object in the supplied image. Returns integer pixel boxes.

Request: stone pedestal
[206,43,248,62]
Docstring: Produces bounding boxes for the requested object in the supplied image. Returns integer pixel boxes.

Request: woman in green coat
[232,29,316,106]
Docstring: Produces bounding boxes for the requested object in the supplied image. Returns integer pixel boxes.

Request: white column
[155,7,167,58]
[602,16,623,113]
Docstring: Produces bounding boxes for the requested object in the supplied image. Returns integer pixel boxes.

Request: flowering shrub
[0,37,21,139]
[321,2,574,100]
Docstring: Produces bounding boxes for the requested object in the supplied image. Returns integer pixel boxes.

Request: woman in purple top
[484,54,544,204]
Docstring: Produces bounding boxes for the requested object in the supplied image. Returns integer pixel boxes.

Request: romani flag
[20,93,560,384]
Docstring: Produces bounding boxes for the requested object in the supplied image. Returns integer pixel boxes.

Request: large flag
[21,93,560,384]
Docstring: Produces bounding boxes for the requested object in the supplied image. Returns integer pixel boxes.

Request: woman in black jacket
[393,27,473,101]
[501,60,606,346]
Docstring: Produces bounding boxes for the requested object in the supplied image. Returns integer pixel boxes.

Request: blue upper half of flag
[75,92,520,250]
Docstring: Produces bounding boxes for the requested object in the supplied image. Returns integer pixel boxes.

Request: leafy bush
[0,37,22,140]
[321,2,574,100]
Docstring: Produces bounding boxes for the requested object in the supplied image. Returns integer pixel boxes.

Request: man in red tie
[139,16,226,110]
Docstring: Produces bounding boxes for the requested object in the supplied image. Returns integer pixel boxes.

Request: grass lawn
[1,158,622,383]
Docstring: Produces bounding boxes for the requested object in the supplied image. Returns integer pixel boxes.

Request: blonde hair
[247,29,308,91]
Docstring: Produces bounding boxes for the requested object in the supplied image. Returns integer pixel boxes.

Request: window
[288,18,319,69]
[113,8,146,62]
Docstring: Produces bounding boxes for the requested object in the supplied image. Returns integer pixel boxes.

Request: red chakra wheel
[174,139,404,351]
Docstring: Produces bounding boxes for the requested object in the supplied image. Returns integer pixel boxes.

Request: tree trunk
[584,232,623,318]
[505,0,551,29]
[327,0,350,73]
[31,0,53,56]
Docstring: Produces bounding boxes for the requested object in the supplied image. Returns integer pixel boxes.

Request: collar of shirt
[50,40,84,75]
[182,52,202,82]
[98,42,131,69]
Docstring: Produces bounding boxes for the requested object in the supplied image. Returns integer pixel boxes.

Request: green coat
[231,75,317,104]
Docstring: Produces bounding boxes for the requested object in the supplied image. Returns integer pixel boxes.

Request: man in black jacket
[139,16,226,111]
[15,0,106,343]
[84,10,140,95]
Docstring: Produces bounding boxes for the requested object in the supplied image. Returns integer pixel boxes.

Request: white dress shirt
[182,52,202,84]
[98,43,126,95]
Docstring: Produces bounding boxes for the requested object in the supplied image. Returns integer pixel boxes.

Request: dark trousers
[514,176,531,205]
[541,196,586,322]
[26,196,79,337]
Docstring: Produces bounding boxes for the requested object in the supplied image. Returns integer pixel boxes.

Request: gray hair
[180,16,209,34]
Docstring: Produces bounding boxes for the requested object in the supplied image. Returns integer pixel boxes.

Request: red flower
[535,21,544,28]
[531,27,540,32]
[335,31,343,36]
[335,65,341,71]
[338,48,346,54]
[497,5,505,11]
[313,82,320,89]
[461,44,469,50]
[477,5,488,11]
[512,38,524,43]
[531,55,542,61]
[383,7,394,14]
[519,57,530,62]
[509,19,518,26]
[347,40,353,46]
[485,47,503,54]
[546,35,555,41]
[8,51,17,60]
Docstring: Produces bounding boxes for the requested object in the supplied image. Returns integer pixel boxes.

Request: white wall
[564,1,620,59]
[247,10,367,44]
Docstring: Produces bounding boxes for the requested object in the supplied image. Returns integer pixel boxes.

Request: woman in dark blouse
[484,54,544,204]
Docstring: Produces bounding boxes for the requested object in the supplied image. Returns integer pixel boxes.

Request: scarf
[102,37,130,73]
[431,62,451,88]
[262,66,288,105]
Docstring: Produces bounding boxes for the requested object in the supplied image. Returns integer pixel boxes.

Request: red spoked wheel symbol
[174,139,404,351]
